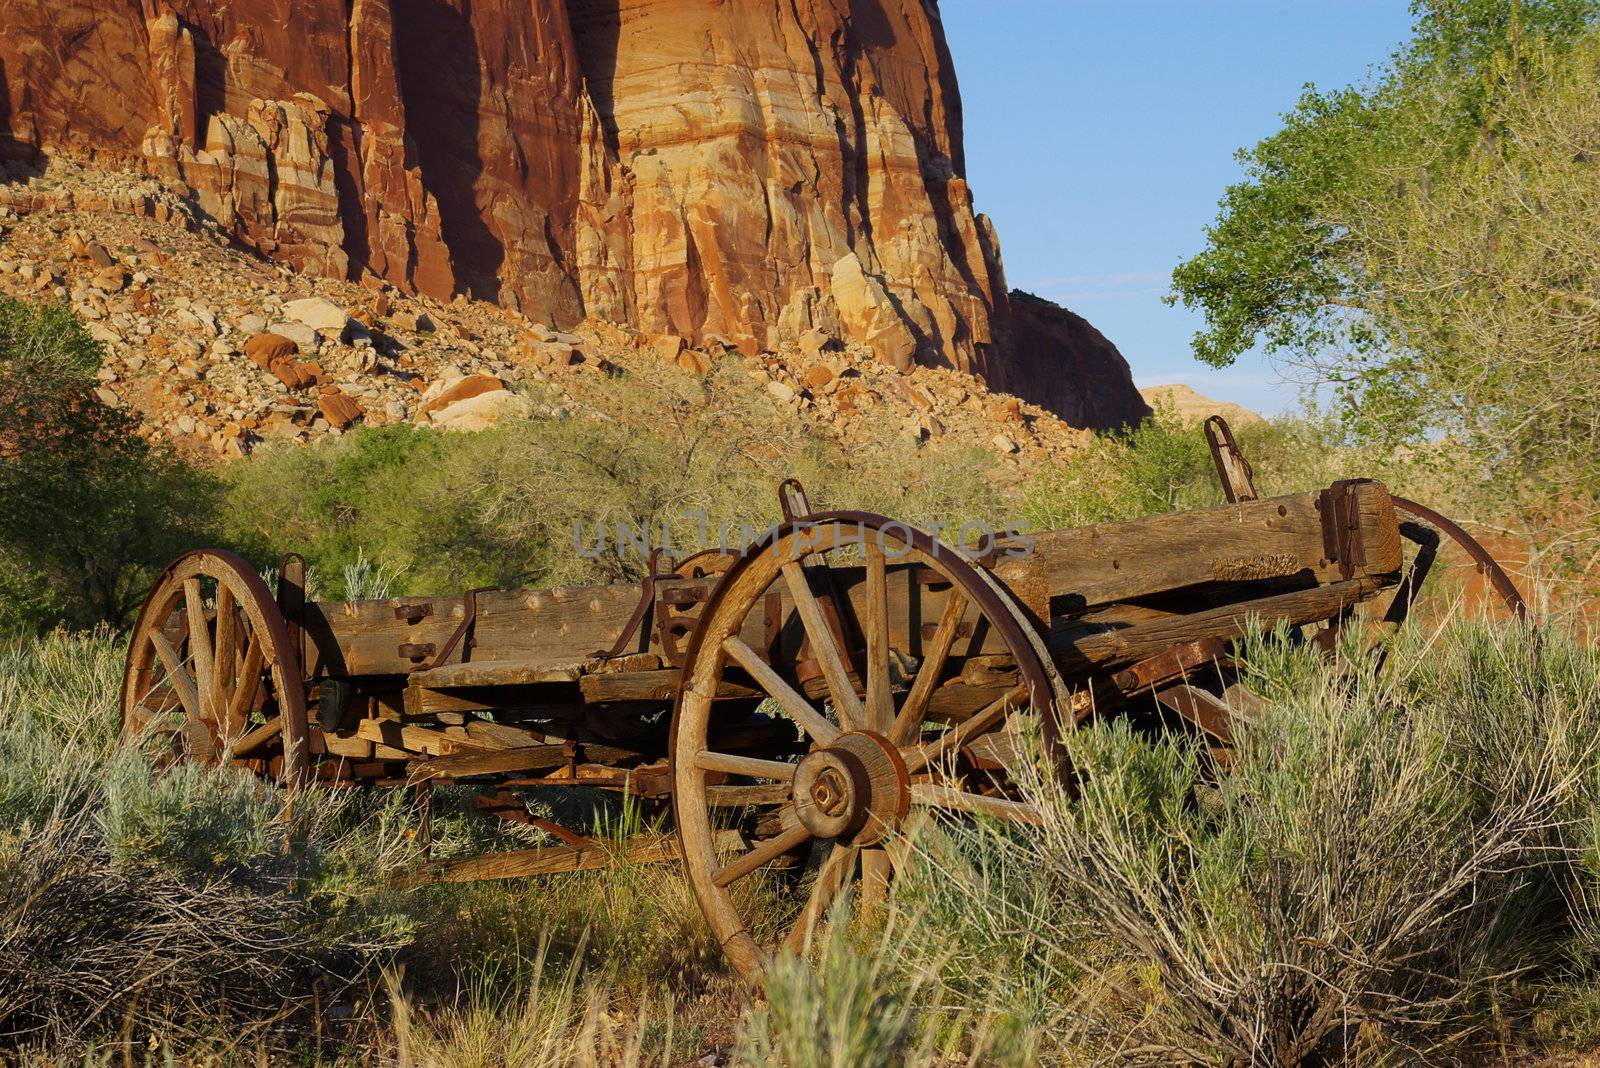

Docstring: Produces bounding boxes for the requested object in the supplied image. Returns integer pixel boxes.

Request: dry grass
[5,614,1600,1065]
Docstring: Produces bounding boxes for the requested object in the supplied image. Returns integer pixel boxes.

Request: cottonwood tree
[1169,0,1600,570]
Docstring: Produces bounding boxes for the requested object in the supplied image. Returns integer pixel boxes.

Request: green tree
[1171,0,1600,371]
[1168,0,1600,567]
[0,297,217,631]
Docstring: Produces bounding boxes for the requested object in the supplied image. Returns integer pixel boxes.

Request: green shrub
[0,297,219,633]
[224,362,1012,595]
[899,620,1600,1064]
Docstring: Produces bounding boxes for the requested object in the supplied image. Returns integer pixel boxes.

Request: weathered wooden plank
[407,745,570,781]
[463,719,562,749]
[412,659,587,688]
[998,482,1401,610]
[301,581,699,678]
[579,670,759,704]
[1050,577,1380,671]
[404,687,585,717]
[355,718,493,757]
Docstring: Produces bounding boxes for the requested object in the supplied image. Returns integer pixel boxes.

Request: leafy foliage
[1169,0,1600,569]
[0,297,218,632]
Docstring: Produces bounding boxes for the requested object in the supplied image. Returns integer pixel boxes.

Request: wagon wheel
[671,511,1066,979]
[1305,496,1527,658]
[121,548,311,789]
[1384,496,1526,623]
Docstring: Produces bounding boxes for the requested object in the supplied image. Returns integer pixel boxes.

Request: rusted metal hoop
[120,548,311,789]
[1391,497,1527,620]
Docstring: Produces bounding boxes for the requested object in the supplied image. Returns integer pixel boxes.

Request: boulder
[269,357,320,390]
[391,310,434,333]
[281,297,349,333]
[676,348,711,375]
[802,363,835,390]
[267,322,319,349]
[651,334,686,361]
[516,339,579,368]
[245,332,299,369]
[797,329,835,361]
[316,390,364,430]
[92,266,127,292]
[425,385,533,431]
[421,374,511,416]
[83,241,115,268]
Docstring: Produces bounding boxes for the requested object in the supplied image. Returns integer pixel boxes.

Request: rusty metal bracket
[1112,636,1228,694]
[1205,415,1257,503]
[598,548,673,659]
[394,602,433,622]
[778,477,812,522]
[423,586,498,671]
[1390,496,1527,619]
[1318,479,1369,580]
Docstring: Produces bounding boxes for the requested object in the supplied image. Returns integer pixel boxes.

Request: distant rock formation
[1139,383,1264,428]
[0,0,1148,428]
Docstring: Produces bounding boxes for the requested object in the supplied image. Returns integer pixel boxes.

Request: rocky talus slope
[0,155,1094,469]
[0,0,1148,429]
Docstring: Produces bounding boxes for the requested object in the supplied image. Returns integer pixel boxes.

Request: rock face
[0,0,1148,427]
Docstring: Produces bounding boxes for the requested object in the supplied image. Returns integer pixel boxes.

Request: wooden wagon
[119,418,1524,978]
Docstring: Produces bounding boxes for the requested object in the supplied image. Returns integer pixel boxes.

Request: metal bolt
[812,768,849,815]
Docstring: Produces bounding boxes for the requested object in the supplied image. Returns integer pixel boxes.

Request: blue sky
[940,0,1416,415]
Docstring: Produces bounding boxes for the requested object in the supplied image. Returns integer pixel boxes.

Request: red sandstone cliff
[0,0,1149,429]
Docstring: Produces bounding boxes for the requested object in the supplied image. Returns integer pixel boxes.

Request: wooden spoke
[706,782,793,807]
[862,542,894,733]
[182,712,218,763]
[211,584,237,721]
[714,822,812,887]
[722,637,841,745]
[902,685,1026,776]
[230,714,284,758]
[149,631,201,720]
[860,846,891,919]
[183,578,216,725]
[890,590,968,745]
[781,560,866,730]
[693,749,798,781]
[783,843,859,955]
[910,783,1043,825]
[223,637,264,743]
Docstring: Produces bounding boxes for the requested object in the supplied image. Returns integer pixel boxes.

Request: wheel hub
[791,731,909,844]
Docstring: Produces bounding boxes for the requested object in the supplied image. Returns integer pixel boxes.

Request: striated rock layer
[0,0,1148,428]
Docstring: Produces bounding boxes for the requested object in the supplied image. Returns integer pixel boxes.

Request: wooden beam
[998,482,1401,610]
[407,745,570,781]
[355,718,494,757]
[1051,577,1379,671]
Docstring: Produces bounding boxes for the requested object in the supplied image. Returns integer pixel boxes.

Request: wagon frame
[119,417,1525,977]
